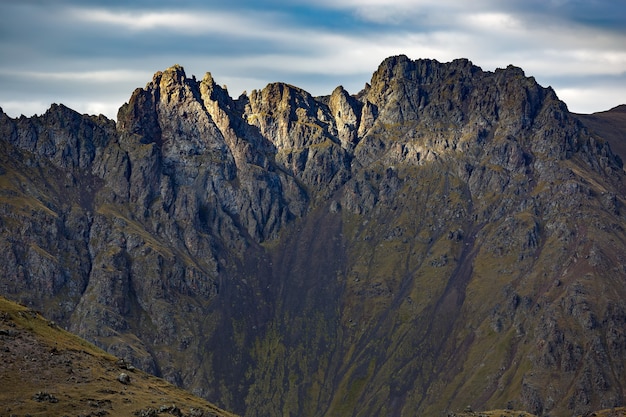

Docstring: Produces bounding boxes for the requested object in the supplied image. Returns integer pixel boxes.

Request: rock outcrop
[1,55,626,417]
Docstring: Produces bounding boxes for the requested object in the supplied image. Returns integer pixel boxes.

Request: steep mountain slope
[1,55,626,417]
[0,295,237,416]
[574,105,626,164]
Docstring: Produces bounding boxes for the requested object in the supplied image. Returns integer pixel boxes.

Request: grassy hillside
[0,295,238,417]
[574,105,626,165]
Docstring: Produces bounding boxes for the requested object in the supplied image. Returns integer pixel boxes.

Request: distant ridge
[574,104,626,165]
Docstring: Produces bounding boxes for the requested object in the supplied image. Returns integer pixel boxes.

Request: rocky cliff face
[1,55,626,417]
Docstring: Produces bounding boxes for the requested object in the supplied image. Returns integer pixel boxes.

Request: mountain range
[1,55,626,417]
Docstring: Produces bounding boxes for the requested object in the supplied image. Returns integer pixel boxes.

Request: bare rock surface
[1,55,626,417]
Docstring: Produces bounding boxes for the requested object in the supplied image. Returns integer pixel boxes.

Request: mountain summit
[1,55,626,417]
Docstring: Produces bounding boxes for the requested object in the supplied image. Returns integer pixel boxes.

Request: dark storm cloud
[0,0,624,118]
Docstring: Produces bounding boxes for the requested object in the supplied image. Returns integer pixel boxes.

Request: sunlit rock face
[1,55,626,417]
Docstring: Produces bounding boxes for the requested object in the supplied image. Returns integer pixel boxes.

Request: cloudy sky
[1,0,625,119]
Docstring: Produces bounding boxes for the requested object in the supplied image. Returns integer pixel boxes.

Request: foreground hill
[0,295,237,417]
[1,55,626,417]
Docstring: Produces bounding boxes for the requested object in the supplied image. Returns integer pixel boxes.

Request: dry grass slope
[450,407,626,417]
[0,295,238,417]
[574,105,626,165]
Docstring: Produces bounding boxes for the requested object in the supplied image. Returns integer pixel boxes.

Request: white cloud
[68,7,293,42]
[2,69,153,83]
[556,85,626,114]
[0,99,121,119]
[80,101,122,117]
[70,8,232,34]
[459,12,524,32]
[0,100,52,118]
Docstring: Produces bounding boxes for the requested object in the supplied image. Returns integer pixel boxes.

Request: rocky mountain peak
[1,56,626,417]
[328,85,362,150]
[156,64,190,93]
